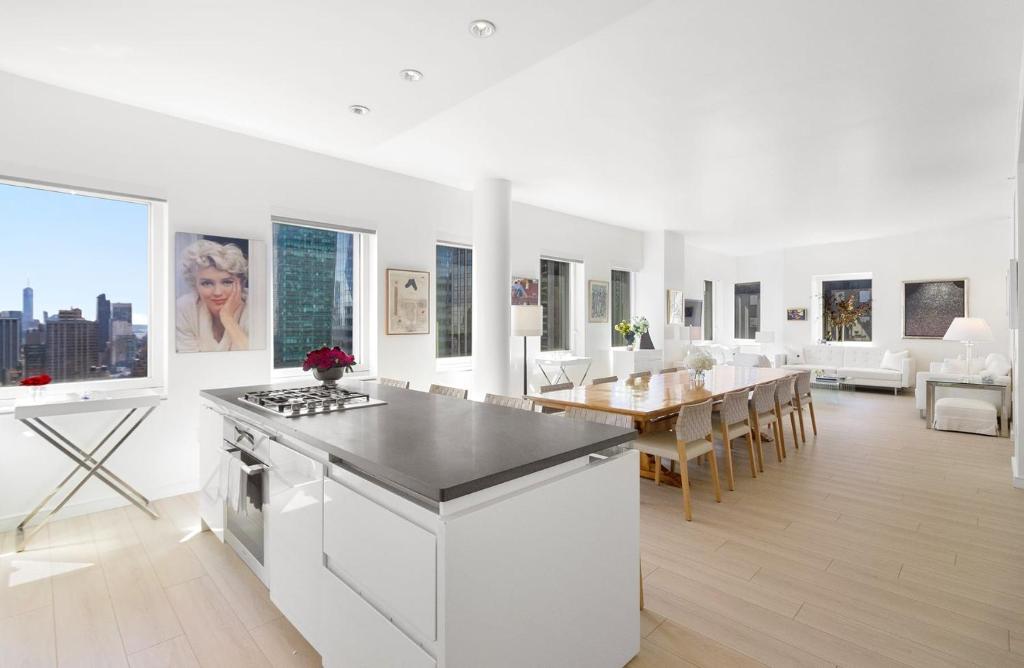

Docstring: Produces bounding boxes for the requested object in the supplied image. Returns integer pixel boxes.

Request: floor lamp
[512,305,543,397]
[943,317,993,379]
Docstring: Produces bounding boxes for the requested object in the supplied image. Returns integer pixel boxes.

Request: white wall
[0,72,644,526]
[774,221,1011,367]
[683,244,736,344]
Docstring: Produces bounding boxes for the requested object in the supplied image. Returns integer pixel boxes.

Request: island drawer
[323,477,437,642]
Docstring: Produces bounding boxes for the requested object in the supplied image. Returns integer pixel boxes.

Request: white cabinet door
[267,440,324,652]
[320,566,436,668]
[323,477,436,642]
[198,404,225,540]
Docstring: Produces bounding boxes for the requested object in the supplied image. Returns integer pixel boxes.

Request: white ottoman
[933,397,998,436]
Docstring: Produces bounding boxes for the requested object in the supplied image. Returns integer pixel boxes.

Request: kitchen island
[199,381,640,668]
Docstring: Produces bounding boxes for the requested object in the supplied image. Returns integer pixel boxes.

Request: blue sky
[0,182,149,323]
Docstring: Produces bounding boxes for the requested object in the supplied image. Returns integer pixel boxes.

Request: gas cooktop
[240,385,386,417]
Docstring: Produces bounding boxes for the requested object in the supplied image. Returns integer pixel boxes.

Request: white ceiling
[1,0,1022,254]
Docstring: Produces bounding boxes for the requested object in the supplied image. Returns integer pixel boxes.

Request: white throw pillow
[985,353,1012,377]
[880,350,908,371]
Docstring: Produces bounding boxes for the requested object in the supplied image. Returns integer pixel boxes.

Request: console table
[925,379,1010,437]
[13,388,163,550]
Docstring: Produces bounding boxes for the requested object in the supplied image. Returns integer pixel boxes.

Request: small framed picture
[588,280,610,323]
[386,269,430,334]
[787,308,807,321]
[511,276,539,305]
[667,289,684,325]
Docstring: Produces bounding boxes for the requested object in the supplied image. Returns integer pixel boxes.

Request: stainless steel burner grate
[239,386,386,417]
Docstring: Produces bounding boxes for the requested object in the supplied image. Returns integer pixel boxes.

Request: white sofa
[784,345,915,394]
[914,353,1011,415]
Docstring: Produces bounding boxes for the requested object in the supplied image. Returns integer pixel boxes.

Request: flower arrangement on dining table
[303,346,356,386]
[682,349,715,383]
[614,316,651,350]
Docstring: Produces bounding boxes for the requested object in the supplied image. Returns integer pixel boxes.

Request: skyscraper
[273,224,345,367]
[0,316,20,384]
[22,327,46,376]
[96,293,111,364]
[46,309,96,382]
[112,302,132,325]
[22,283,33,332]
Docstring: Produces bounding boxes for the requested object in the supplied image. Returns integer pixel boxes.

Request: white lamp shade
[754,331,775,343]
[942,317,993,343]
[511,305,543,337]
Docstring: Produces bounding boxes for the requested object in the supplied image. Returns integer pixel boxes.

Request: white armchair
[914,353,1011,414]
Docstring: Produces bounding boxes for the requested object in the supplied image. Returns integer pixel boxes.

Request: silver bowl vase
[313,367,344,387]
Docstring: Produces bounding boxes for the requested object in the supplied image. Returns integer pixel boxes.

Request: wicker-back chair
[635,399,721,521]
[428,384,468,399]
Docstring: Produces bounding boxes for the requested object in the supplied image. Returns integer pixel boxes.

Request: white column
[472,178,512,397]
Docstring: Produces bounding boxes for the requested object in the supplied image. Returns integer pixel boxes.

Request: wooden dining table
[529,365,799,486]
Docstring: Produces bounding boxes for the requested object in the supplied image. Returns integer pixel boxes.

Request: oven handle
[221,445,272,475]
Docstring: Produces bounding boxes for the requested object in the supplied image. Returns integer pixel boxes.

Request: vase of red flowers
[19,373,52,401]
[303,346,356,387]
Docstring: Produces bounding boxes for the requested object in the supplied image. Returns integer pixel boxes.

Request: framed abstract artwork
[588,280,610,323]
[511,276,539,305]
[902,279,967,339]
[787,308,807,321]
[386,268,430,334]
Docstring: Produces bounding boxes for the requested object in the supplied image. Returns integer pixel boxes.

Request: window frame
[814,272,874,344]
[733,281,761,341]
[435,241,473,366]
[610,268,633,347]
[539,256,579,353]
[270,216,372,379]
[0,176,166,404]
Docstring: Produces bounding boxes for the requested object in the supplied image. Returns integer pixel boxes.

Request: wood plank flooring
[0,494,316,667]
[1,390,1021,666]
[631,391,1024,667]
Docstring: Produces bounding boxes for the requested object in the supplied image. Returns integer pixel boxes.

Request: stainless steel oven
[222,417,272,584]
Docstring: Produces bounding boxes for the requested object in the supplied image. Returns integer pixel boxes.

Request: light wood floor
[630,391,1024,668]
[2,391,1022,667]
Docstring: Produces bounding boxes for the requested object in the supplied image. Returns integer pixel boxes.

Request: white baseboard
[0,479,200,533]
[1013,456,1024,489]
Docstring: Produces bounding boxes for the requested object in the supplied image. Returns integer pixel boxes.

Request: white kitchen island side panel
[440,449,640,668]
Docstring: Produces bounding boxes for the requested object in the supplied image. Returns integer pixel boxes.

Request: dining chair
[538,382,574,414]
[749,381,781,466]
[628,371,652,380]
[428,384,468,399]
[591,375,618,385]
[712,389,759,489]
[635,399,720,521]
[378,377,410,389]
[775,376,800,454]
[793,371,817,442]
[484,393,534,411]
[659,367,679,374]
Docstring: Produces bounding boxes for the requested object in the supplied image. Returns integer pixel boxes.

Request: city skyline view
[0,182,149,323]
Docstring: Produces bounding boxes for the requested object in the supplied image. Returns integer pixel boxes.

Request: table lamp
[512,305,543,396]
[943,317,993,378]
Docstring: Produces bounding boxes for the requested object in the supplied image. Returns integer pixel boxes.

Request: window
[273,220,359,369]
[821,278,872,342]
[610,270,632,346]
[541,258,572,351]
[703,280,714,340]
[0,180,152,387]
[436,244,472,358]
[734,282,761,339]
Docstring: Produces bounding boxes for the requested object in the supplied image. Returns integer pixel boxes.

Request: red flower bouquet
[19,374,52,386]
[302,346,356,373]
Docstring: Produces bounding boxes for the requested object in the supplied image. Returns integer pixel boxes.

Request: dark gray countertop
[200,381,636,506]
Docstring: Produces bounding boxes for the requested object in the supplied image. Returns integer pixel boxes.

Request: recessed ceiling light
[469,19,496,38]
[399,69,423,82]
[349,104,370,115]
